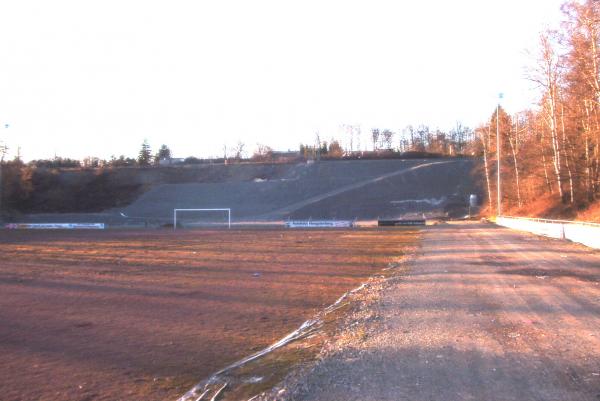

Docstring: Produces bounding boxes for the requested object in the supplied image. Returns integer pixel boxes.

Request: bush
[28,158,81,168]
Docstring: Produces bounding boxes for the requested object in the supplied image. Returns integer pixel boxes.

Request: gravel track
[273,222,600,401]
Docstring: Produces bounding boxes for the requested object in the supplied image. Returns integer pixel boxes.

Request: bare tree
[0,141,7,162]
[233,141,245,160]
[529,32,564,200]
[252,144,273,162]
[371,129,380,151]
[507,114,523,207]
[476,125,494,214]
[381,129,394,150]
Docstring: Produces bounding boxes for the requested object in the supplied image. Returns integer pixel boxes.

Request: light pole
[0,123,8,221]
[496,93,503,216]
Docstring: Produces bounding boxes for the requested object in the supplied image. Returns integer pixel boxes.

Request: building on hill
[158,157,185,166]
[271,150,300,162]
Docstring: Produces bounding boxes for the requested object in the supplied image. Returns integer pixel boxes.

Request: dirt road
[281,222,600,401]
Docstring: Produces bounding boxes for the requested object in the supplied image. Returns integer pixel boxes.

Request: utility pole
[315,132,321,161]
[497,93,503,216]
[0,124,8,222]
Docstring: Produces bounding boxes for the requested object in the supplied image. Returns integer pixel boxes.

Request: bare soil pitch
[0,228,415,401]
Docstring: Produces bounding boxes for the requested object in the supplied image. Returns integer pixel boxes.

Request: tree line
[298,124,474,160]
[475,0,600,215]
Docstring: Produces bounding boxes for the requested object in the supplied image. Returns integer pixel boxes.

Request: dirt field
[0,228,415,401]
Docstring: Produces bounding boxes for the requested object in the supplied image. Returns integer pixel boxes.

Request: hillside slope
[16,158,479,225]
[121,158,477,222]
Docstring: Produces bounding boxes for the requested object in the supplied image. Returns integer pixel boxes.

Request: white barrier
[286,220,354,228]
[496,216,600,249]
[5,223,105,230]
[563,223,600,249]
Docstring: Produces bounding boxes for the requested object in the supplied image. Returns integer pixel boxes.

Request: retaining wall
[496,216,600,250]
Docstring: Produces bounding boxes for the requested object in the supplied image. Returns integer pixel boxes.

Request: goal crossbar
[173,208,231,229]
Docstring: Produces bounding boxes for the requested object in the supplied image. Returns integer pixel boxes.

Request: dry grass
[575,199,600,223]
[481,192,600,223]
[505,194,577,220]
[510,197,600,223]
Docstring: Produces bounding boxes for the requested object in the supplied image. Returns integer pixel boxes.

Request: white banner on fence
[5,223,105,230]
[496,216,600,250]
[286,220,354,228]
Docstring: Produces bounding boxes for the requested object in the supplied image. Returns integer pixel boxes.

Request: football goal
[173,208,231,229]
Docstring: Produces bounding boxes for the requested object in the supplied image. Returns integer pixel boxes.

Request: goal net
[173,208,231,229]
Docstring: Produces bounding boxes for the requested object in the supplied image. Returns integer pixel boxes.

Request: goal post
[173,208,231,230]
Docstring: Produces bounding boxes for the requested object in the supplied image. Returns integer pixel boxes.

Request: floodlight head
[120,212,128,218]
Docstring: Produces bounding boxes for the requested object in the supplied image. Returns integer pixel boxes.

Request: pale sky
[0,1,565,161]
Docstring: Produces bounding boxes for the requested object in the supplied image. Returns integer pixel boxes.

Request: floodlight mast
[0,123,9,219]
[497,93,503,217]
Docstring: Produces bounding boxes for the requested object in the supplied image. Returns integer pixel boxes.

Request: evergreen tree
[155,144,171,163]
[138,140,152,166]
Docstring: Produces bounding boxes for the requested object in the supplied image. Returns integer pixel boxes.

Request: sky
[0,0,566,161]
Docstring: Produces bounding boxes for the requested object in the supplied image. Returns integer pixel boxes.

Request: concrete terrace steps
[120,158,478,222]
